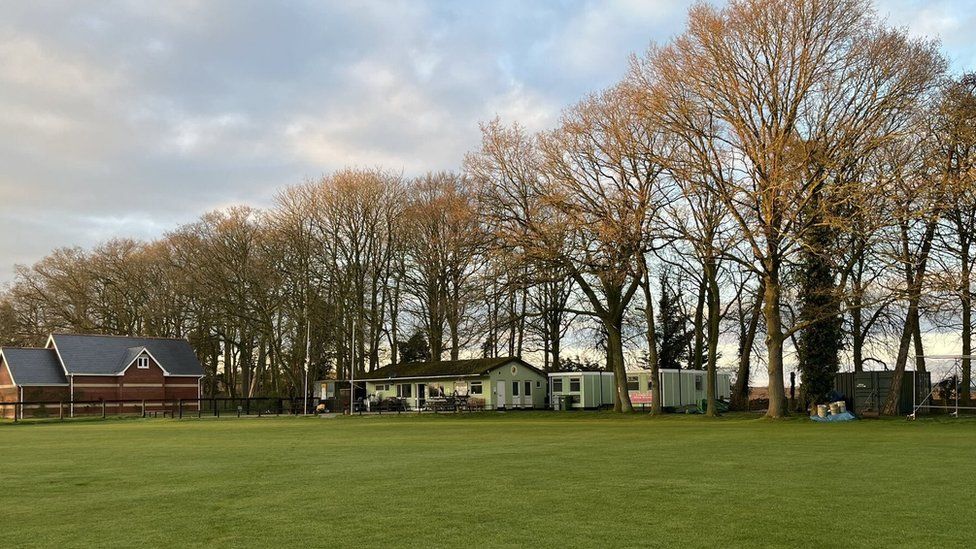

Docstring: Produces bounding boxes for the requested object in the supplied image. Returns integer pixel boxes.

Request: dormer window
[137,356,150,369]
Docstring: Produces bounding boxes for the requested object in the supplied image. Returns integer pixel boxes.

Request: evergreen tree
[396,331,431,364]
[797,200,843,407]
[656,273,692,370]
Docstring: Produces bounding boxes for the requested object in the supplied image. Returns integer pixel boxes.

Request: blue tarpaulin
[810,411,856,422]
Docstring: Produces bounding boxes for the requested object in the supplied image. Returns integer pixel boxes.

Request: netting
[908,355,976,419]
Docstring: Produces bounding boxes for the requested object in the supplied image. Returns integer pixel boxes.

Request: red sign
[629,391,654,404]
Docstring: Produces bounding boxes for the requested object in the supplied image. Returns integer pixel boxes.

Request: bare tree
[639,0,944,417]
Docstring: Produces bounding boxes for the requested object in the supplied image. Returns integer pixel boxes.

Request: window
[536,380,541,388]
[627,375,639,391]
[695,375,703,391]
[470,381,483,395]
[524,381,532,396]
[137,356,149,369]
[375,384,389,392]
[397,384,412,398]
[512,381,520,396]
[553,378,563,392]
[569,377,581,392]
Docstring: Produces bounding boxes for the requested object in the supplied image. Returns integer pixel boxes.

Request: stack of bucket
[812,400,854,422]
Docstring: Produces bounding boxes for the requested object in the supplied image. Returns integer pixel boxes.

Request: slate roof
[360,357,543,380]
[50,334,204,376]
[117,346,148,372]
[1,348,68,385]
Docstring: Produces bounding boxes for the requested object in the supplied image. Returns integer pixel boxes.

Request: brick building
[1,333,204,419]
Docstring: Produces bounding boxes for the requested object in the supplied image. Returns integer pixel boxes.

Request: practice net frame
[908,355,976,419]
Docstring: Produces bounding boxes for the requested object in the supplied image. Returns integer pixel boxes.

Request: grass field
[1,413,974,548]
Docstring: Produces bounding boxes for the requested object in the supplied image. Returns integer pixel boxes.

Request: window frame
[569,377,581,392]
[136,356,150,369]
[627,375,639,391]
[552,378,563,392]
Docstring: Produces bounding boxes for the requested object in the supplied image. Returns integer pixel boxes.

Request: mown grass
[1,412,973,548]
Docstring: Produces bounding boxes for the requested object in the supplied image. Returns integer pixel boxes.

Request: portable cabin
[548,369,732,410]
[361,357,546,410]
[834,371,931,416]
[628,369,732,409]
[548,371,614,409]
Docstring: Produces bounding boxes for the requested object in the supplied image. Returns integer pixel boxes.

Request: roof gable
[361,357,543,380]
[0,348,68,385]
[49,334,204,376]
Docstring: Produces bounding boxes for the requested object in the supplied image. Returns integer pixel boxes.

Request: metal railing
[1,396,571,422]
[0,397,317,422]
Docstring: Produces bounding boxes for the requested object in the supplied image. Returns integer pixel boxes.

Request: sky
[1,0,975,285]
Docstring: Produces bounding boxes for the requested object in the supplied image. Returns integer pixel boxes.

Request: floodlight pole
[350,319,356,415]
[955,361,960,417]
[304,315,310,416]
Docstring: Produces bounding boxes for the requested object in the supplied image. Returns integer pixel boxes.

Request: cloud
[875,0,976,70]
[0,0,973,285]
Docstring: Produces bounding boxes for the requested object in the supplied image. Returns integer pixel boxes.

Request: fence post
[198,400,202,418]
[59,401,64,420]
[142,400,146,418]
[101,401,106,419]
[179,399,184,419]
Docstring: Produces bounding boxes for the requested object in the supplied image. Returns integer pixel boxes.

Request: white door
[496,380,506,409]
[523,380,533,408]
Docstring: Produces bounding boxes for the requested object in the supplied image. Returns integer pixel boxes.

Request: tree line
[2,0,974,416]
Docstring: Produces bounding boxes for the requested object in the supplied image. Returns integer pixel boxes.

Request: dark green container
[834,371,931,415]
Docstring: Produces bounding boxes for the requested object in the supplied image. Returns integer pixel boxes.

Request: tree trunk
[911,308,926,373]
[550,309,562,372]
[390,271,401,366]
[763,275,787,418]
[429,317,443,362]
[883,219,937,415]
[640,258,662,414]
[691,277,706,370]
[963,261,972,406]
[449,318,460,361]
[851,255,866,373]
[852,300,864,373]
[606,323,634,413]
[704,261,720,416]
[884,299,918,416]
[732,281,763,410]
